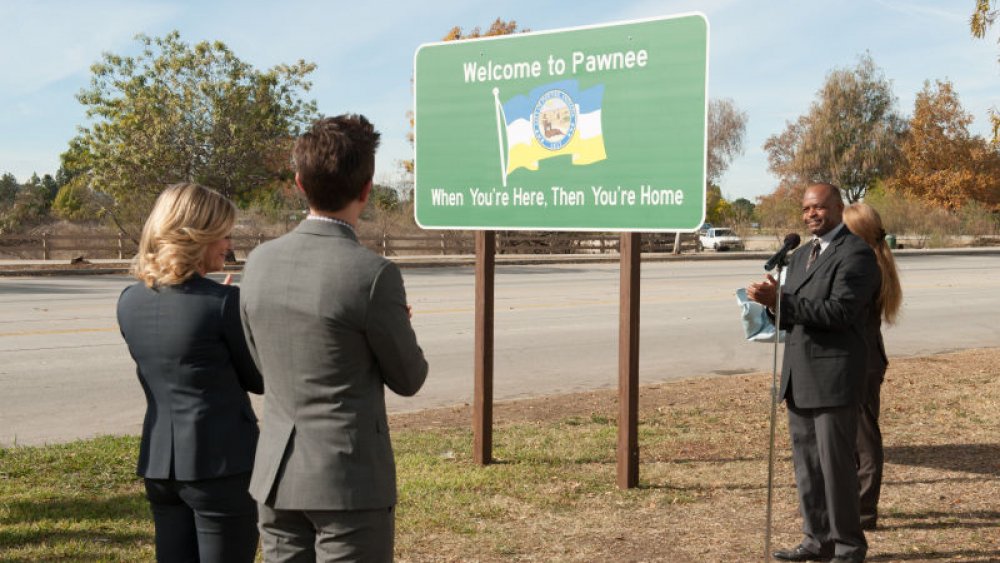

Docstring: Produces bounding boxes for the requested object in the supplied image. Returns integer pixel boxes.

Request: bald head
[801,183,844,236]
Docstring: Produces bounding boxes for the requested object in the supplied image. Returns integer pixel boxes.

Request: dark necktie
[806,239,821,270]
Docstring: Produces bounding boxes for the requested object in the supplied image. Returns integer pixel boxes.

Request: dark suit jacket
[118,275,263,481]
[778,226,880,409]
[240,220,428,511]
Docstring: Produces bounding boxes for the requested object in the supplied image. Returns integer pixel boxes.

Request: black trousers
[856,374,884,526]
[144,472,258,563]
[787,402,867,559]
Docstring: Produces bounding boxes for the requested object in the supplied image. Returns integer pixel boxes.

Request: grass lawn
[2,348,999,561]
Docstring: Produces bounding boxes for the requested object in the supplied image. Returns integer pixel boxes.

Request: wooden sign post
[618,233,641,487]
[473,231,496,465]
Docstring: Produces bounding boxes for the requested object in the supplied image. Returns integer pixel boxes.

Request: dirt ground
[391,348,1000,562]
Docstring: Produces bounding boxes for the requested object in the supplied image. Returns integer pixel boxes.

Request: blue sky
[0,0,996,202]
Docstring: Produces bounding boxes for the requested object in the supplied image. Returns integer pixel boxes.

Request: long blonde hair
[844,203,902,324]
[133,183,236,287]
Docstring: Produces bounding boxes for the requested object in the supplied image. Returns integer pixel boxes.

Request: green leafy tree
[67,31,317,235]
[40,174,59,202]
[704,184,733,225]
[730,197,756,227]
[371,184,400,212]
[52,182,101,221]
[0,174,49,234]
[0,172,17,204]
[764,53,906,202]
[971,0,999,143]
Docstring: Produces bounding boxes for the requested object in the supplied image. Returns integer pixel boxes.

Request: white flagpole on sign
[492,88,507,188]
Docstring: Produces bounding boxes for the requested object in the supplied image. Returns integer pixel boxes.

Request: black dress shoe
[773,544,832,561]
[860,517,877,530]
[830,557,864,563]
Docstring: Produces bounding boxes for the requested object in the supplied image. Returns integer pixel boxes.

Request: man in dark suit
[748,183,880,563]
[240,114,428,562]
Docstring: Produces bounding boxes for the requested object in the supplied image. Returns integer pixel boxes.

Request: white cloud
[873,0,966,23]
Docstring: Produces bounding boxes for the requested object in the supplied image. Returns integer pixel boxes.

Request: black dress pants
[856,372,884,527]
[144,472,258,563]
[787,402,867,560]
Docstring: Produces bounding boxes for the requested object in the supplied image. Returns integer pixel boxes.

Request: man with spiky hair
[241,114,428,562]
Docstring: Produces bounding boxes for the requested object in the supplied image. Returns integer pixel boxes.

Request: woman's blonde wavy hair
[843,203,902,325]
[133,183,236,288]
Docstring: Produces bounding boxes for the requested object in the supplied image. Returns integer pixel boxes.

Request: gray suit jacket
[778,226,880,409]
[240,220,428,510]
[118,275,263,481]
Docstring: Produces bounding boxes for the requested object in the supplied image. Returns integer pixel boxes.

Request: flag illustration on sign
[492,80,606,186]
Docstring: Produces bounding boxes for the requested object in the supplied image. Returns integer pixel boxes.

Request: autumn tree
[755,181,805,233]
[885,79,1000,209]
[441,18,522,41]
[764,53,906,203]
[707,98,748,185]
[66,31,317,235]
[971,0,999,143]
[699,98,750,226]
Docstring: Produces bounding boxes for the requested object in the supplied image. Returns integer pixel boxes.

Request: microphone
[764,233,801,271]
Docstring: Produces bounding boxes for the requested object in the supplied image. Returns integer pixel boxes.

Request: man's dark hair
[293,114,381,212]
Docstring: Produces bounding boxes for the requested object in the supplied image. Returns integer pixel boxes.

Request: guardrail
[0,232,701,260]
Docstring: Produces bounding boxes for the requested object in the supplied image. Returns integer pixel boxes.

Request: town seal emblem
[531,89,577,151]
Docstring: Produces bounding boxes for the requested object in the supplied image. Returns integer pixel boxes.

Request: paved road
[1,253,997,446]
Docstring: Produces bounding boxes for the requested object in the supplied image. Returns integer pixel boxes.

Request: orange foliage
[886,80,1000,210]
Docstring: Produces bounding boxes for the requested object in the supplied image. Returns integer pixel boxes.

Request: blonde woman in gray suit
[118,183,263,562]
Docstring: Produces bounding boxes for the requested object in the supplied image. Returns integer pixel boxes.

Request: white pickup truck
[699,227,744,251]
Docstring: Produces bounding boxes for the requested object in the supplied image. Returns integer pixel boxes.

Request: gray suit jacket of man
[240,220,428,511]
[117,275,263,481]
[778,226,881,409]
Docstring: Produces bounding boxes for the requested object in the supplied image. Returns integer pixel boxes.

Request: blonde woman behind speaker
[843,202,902,531]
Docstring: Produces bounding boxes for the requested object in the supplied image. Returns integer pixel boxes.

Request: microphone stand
[763,260,785,562]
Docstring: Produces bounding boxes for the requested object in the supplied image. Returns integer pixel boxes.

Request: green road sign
[413,13,709,232]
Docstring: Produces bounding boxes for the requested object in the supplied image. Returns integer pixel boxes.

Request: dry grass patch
[1,349,997,561]
[393,348,1000,562]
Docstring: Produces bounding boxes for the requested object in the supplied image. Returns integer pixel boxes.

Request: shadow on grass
[637,480,796,492]
[2,492,146,524]
[0,529,150,551]
[878,509,1000,532]
[883,475,998,487]
[0,492,150,549]
[868,548,1000,561]
[664,455,765,464]
[637,474,998,495]
[885,443,1000,475]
